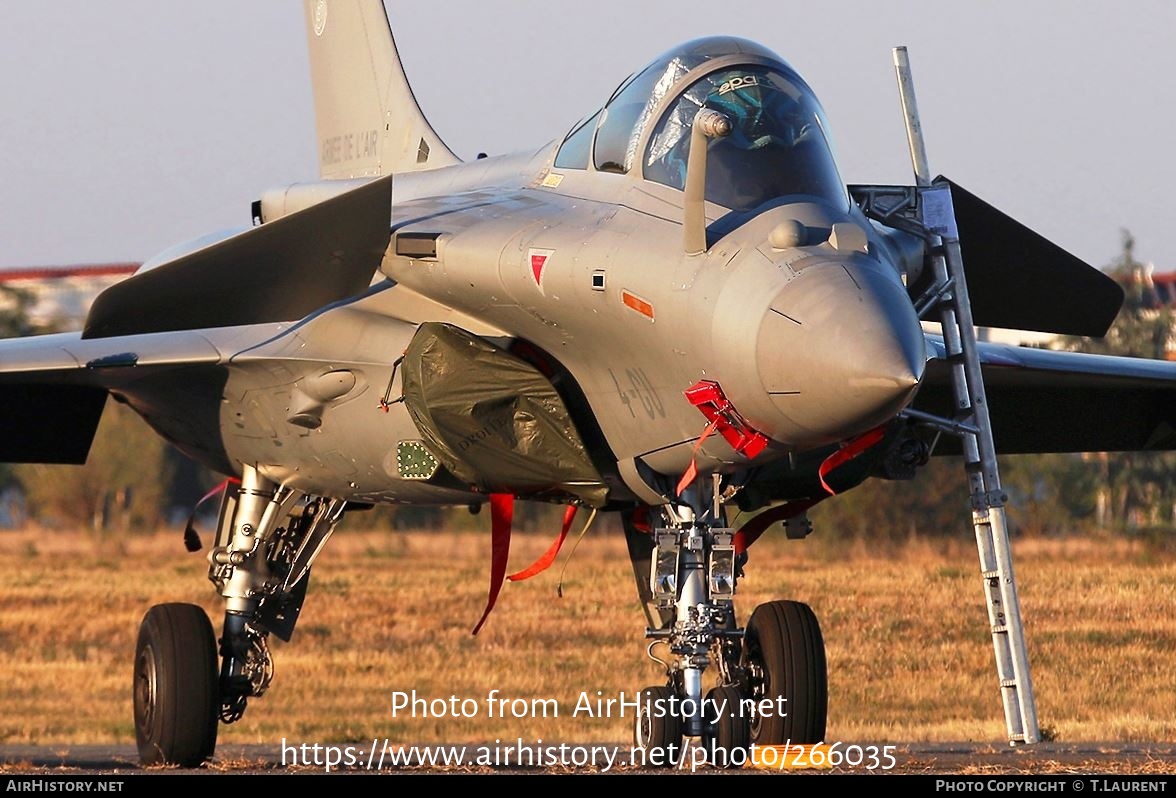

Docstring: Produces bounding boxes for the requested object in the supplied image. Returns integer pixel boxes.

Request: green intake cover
[400,322,607,507]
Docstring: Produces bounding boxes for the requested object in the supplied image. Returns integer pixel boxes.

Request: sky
[1,1,1174,272]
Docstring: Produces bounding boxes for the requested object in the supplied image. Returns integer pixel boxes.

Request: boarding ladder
[855,48,1040,745]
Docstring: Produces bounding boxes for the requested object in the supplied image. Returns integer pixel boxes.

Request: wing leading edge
[915,337,1176,455]
[0,328,230,464]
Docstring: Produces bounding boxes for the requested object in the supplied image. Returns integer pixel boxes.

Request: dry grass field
[2,519,1175,749]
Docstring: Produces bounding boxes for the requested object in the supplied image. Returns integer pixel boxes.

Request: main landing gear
[625,503,827,769]
[133,465,346,766]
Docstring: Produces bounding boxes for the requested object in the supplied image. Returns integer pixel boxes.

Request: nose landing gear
[627,507,827,769]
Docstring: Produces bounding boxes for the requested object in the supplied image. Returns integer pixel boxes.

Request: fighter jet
[3,0,1174,768]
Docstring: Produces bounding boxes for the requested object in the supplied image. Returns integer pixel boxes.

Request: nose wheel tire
[634,685,683,767]
[133,603,220,766]
[702,685,750,768]
[742,600,827,745]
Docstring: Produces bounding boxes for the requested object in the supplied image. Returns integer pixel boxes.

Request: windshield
[589,36,784,176]
[644,66,847,211]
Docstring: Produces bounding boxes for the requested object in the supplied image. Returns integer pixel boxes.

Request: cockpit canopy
[554,36,848,212]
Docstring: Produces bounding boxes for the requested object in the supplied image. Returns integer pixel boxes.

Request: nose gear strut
[631,479,828,768]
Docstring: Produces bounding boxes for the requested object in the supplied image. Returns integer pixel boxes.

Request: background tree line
[0,282,178,532]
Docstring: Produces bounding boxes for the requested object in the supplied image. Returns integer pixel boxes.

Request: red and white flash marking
[528,248,554,293]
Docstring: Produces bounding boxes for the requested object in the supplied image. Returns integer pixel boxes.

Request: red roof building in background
[0,263,138,331]
[1152,272,1176,309]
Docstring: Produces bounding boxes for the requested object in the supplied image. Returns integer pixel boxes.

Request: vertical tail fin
[303,0,460,178]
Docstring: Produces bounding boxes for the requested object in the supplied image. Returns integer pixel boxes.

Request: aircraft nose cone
[757,262,925,446]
